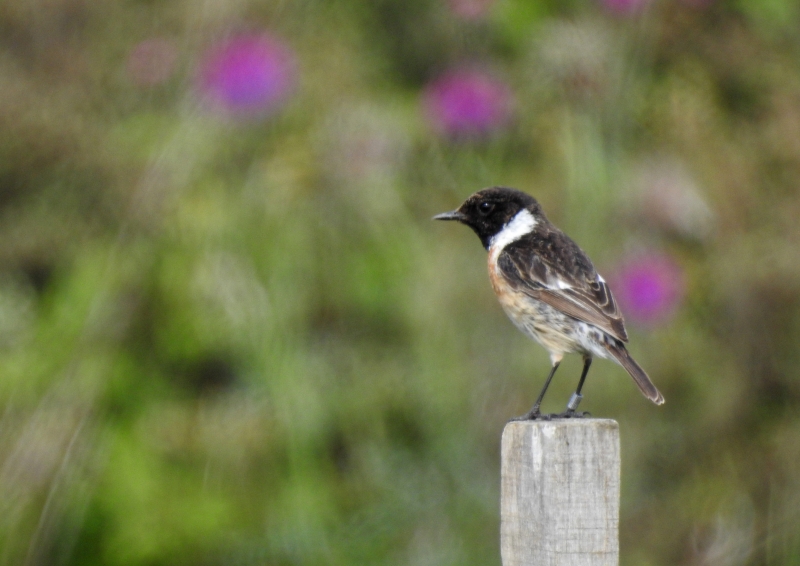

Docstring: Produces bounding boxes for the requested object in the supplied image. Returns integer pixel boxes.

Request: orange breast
[487,246,516,309]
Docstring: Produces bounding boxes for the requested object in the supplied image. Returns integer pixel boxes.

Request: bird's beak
[432,210,466,222]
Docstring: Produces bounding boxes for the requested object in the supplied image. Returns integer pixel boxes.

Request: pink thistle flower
[197,32,296,117]
[422,68,514,139]
[611,252,685,326]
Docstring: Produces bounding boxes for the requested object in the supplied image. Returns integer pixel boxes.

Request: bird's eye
[478,202,494,215]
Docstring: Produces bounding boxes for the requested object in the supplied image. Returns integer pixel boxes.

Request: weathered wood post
[500,419,620,566]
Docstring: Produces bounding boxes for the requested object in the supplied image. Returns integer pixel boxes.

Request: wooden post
[500,419,620,566]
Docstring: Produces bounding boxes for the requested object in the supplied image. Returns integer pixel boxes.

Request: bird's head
[433,187,544,249]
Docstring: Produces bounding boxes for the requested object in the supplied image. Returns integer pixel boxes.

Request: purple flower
[611,253,685,326]
[600,0,649,15]
[197,33,296,116]
[127,38,178,87]
[447,0,496,20]
[422,68,514,138]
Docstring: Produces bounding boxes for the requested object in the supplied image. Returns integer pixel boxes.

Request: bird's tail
[603,342,665,405]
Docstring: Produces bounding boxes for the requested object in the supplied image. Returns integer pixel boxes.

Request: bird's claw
[509,409,550,422]
[509,408,592,422]
[552,409,591,419]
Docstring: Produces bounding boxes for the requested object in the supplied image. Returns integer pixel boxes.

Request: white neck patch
[489,208,537,250]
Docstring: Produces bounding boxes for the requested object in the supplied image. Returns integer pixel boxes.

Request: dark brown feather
[496,227,629,343]
[603,341,665,405]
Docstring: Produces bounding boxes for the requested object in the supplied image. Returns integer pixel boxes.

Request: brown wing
[497,232,629,343]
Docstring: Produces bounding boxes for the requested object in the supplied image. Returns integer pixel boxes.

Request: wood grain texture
[500,420,620,566]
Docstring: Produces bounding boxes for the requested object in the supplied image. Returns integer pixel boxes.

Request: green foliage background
[2,0,800,564]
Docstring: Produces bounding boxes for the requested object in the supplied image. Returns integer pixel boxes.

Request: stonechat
[434,186,664,419]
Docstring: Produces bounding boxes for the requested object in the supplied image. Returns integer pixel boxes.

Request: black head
[433,187,544,249]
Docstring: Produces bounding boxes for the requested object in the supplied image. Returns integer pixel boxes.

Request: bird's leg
[511,362,560,421]
[555,357,592,419]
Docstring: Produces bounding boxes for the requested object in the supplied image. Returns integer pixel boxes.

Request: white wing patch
[550,277,572,290]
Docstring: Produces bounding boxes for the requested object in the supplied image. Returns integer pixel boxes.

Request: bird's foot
[509,408,550,422]
[551,409,591,419]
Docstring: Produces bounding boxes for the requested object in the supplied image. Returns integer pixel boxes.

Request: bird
[433,186,664,419]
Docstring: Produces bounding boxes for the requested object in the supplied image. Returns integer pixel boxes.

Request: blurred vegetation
[2,0,800,565]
